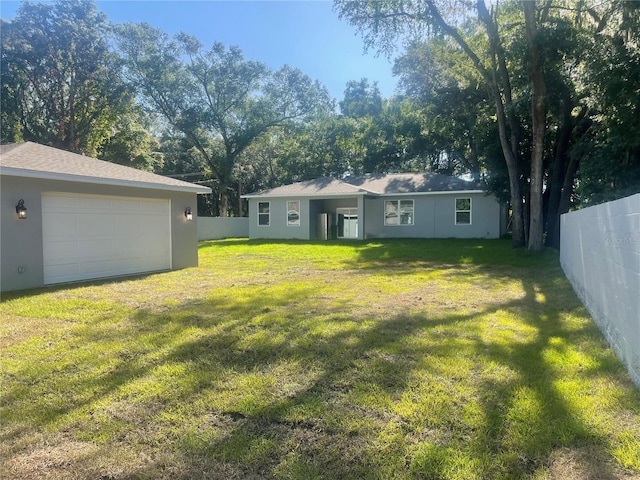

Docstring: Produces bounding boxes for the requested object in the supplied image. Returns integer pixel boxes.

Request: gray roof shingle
[344,173,483,194]
[244,172,483,198]
[0,142,211,194]
[244,177,371,197]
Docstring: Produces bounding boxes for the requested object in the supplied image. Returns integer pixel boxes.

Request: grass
[1,238,639,480]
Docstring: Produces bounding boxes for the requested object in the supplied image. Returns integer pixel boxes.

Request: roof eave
[241,189,486,199]
[1,167,212,194]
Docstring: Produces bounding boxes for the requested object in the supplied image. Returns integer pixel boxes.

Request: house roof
[243,172,483,198]
[243,177,371,198]
[0,142,211,194]
[345,173,483,194]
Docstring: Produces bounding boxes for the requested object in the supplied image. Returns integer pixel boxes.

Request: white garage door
[42,193,171,285]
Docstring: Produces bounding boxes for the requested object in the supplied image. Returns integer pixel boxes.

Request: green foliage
[0,0,130,156]
[115,24,334,216]
[394,39,493,179]
[573,7,640,205]
[337,0,640,247]
[339,78,383,118]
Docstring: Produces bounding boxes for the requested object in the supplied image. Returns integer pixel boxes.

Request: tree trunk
[524,0,547,252]
[429,0,525,247]
[545,102,572,248]
[219,190,229,217]
[546,105,589,248]
[490,79,525,248]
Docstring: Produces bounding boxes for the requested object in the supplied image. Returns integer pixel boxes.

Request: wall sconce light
[16,199,27,219]
[184,207,193,221]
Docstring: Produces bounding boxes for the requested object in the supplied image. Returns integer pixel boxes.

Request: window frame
[455,197,472,225]
[257,201,270,226]
[384,199,414,226]
[287,200,301,226]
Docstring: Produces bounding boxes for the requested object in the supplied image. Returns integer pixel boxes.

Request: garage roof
[0,142,211,194]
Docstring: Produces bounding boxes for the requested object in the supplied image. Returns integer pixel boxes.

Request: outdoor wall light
[15,199,27,219]
[184,207,193,221]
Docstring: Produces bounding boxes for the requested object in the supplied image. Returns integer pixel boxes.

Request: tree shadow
[2,240,639,479]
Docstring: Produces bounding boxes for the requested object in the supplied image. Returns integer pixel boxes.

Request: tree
[97,104,163,171]
[524,0,547,251]
[571,2,640,207]
[340,78,383,118]
[335,0,640,250]
[115,24,333,216]
[1,0,130,156]
[335,0,532,248]
[393,39,492,180]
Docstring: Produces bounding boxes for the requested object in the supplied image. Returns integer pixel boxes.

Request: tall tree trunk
[524,0,547,251]
[545,101,573,248]
[494,95,524,248]
[428,0,526,247]
[219,189,230,217]
[478,0,525,248]
[546,105,589,248]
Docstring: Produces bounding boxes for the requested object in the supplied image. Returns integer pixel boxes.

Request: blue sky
[1,1,398,101]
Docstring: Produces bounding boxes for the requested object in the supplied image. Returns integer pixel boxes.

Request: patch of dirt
[540,446,640,480]
[3,440,100,480]
[1,435,162,480]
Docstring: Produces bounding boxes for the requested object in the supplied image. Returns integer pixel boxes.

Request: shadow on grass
[2,239,639,479]
[203,237,560,269]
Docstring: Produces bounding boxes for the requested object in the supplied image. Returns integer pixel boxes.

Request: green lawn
[1,239,639,480]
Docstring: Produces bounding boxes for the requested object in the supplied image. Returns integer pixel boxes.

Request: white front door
[42,193,171,284]
[336,208,358,239]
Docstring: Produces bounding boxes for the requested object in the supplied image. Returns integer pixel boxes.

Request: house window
[287,200,300,226]
[455,198,472,225]
[385,200,414,226]
[258,201,270,226]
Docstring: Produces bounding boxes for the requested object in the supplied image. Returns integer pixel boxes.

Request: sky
[0,0,399,101]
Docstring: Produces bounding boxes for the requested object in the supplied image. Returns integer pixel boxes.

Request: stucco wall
[247,196,366,240]
[1,175,200,292]
[365,192,501,239]
[560,193,640,388]
[198,217,249,240]
[246,193,501,241]
[247,197,313,240]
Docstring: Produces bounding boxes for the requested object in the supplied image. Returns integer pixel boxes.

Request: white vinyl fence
[198,217,249,241]
[560,193,640,388]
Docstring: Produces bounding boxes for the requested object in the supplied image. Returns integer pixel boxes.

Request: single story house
[242,173,506,240]
[1,142,211,292]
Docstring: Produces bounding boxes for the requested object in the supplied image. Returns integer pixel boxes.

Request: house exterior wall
[364,192,501,239]
[247,196,367,240]
[1,175,200,292]
[247,197,313,240]
[247,192,500,241]
[560,193,640,388]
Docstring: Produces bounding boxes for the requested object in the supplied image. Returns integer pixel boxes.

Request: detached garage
[1,142,211,292]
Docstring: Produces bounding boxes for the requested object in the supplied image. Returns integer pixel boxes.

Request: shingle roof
[243,177,371,198]
[344,173,483,194]
[0,142,211,194]
[243,172,483,198]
